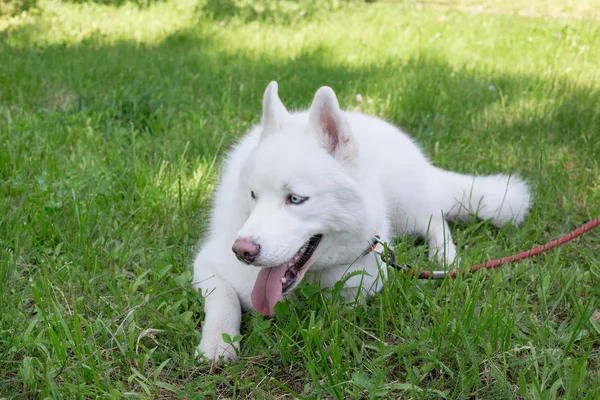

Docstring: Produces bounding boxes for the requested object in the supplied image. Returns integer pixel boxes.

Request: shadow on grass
[199,0,341,25]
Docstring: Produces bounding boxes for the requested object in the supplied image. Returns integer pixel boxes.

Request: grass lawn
[1,0,599,398]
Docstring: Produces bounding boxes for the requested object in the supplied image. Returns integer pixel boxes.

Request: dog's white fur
[192,82,531,362]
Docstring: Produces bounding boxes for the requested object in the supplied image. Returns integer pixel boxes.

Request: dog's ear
[308,86,355,161]
[261,81,289,139]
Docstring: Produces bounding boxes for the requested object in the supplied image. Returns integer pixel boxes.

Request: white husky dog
[193,82,530,362]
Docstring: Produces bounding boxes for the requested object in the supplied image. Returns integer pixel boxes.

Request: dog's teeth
[281,277,287,284]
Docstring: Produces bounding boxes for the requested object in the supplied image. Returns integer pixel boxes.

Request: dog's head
[232,82,376,315]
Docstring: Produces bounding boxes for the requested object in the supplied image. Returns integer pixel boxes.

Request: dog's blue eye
[287,194,308,205]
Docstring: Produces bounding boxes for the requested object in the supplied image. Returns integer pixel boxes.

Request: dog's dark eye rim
[251,190,256,200]
[287,194,308,205]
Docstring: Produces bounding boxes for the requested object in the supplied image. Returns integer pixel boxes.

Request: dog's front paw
[195,335,239,363]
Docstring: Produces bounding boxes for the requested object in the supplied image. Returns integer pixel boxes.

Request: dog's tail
[440,170,531,227]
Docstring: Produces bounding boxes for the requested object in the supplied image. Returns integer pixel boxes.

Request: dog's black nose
[232,238,260,264]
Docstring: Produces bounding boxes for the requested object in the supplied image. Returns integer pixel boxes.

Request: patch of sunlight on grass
[411,0,600,20]
[192,3,600,83]
[0,11,33,32]
[1,0,197,46]
[154,153,219,206]
[481,95,551,126]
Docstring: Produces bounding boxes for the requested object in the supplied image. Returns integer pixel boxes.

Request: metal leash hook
[372,236,449,279]
[372,236,410,273]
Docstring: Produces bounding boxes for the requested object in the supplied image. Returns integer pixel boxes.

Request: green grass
[1,0,599,398]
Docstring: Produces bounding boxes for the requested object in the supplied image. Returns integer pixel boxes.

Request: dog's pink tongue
[251,264,288,316]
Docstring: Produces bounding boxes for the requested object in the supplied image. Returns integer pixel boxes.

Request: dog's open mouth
[251,234,322,316]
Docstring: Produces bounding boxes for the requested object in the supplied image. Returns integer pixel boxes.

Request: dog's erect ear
[261,81,289,139]
[308,86,355,161]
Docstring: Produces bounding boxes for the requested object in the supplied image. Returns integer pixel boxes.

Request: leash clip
[372,236,409,273]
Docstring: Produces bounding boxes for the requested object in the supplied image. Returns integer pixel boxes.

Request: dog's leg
[193,239,242,363]
[418,215,457,266]
[194,275,242,362]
